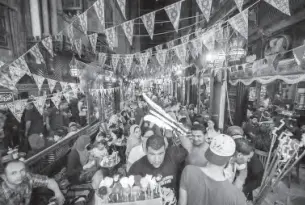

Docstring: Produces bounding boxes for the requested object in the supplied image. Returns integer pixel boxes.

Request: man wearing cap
[179,134,247,205]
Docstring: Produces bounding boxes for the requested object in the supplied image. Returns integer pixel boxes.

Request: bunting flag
[69,83,79,95]
[29,44,45,64]
[33,95,47,116]
[64,91,77,103]
[146,48,153,58]
[124,54,134,73]
[228,9,248,39]
[0,72,16,91]
[167,40,175,49]
[41,36,54,57]
[32,74,45,91]
[7,99,28,122]
[51,93,62,109]
[175,44,187,64]
[105,27,117,49]
[74,39,82,58]
[11,56,31,74]
[122,20,134,46]
[155,45,163,51]
[141,11,156,40]
[196,0,213,22]
[55,31,63,42]
[47,78,57,93]
[165,1,182,32]
[181,34,189,44]
[234,0,244,12]
[0,61,4,68]
[201,28,215,50]
[293,45,305,66]
[191,38,203,58]
[156,49,168,68]
[78,12,88,34]
[264,0,290,16]
[139,52,150,71]
[98,53,107,67]
[9,66,27,85]
[116,0,126,19]
[112,54,120,72]
[67,24,74,40]
[60,82,69,91]
[93,0,105,30]
[88,33,98,53]
[265,54,279,71]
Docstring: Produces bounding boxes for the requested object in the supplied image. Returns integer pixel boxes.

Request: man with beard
[243,115,259,140]
[0,160,65,205]
[185,124,209,167]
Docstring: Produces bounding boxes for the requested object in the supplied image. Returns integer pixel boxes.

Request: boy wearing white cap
[179,134,247,205]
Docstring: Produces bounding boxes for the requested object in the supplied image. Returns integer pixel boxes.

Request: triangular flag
[167,40,175,49]
[141,11,156,40]
[0,72,16,91]
[32,74,45,91]
[11,56,31,74]
[112,54,120,72]
[55,31,63,42]
[98,53,107,67]
[63,91,74,103]
[196,0,213,22]
[66,24,74,40]
[69,83,79,95]
[33,95,47,116]
[74,38,82,58]
[181,34,189,44]
[155,45,163,51]
[122,20,134,46]
[41,36,54,57]
[156,49,168,67]
[51,93,62,109]
[265,54,279,71]
[47,78,57,93]
[93,0,105,30]
[9,66,27,85]
[124,54,134,73]
[78,12,88,34]
[7,99,28,122]
[264,0,290,16]
[30,44,45,64]
[165,1,182,32]
[105,27,117,49]
[116,0,126,19]
[202,29,215,50]
[88,33,98,53]
[0,61,4,68]
[191,38,203,59]
[234,0,244,12]
[228,9,248,39]
[174,44,187,64]
[60,82,69,91]
[293,45,305,66]
[139,52,150,71]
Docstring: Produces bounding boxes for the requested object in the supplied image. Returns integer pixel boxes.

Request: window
[0,4,9,48]
[62,0,83,10]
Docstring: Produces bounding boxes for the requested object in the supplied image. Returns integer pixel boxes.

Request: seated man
[0,160,65,205]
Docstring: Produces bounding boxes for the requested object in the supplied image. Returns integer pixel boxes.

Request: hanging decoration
[78,11,88,34]
[116,0,126,19]
[51,93,62,109]
[112,54,120,73]
[265,54,279,71]
[11,56,31,75]
[55,31,63,42]
[293,45,305,66]
[30,44,45,64]
[181,34,190,44]
[228,9,249,39]
[201,28,215,50]
[93,0,105,30]
[165,1,183,32]
[196,0,213,22]
[32,74,45,91]
[264,0,290,16]
[234,0,244,13]
[141,11,156,40]
[0,72,16,91]
[33,95,47,116]
[139,52,150,71]
[41,36,54,57]
[98,53,107,67]
[121,20,134,46]
[7,99,28,122]
[167,40,175,49]
[175,44,187,64]
[191,38,203,58]
[88,33,98,53]
[9,66,27,85]
[124,54,134,73]
[48,78,57,93]
[105,27,117,49]
[67,24,74,41]
[155,45,163,51]
[74,39,82,58]
[156,49,168,68]
[60,82,69,91]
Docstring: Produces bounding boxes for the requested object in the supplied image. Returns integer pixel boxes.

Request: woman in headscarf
[125,125,141,157]
[66,135,92,184]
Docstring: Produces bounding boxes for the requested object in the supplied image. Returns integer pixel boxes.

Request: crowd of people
[0,92,278,205]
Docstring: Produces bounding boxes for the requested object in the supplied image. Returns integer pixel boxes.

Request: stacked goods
[99,151,120,168]
[96,174,162,205]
